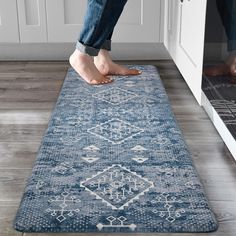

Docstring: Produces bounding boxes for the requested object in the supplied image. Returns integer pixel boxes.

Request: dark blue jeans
[77,0,128,56]
[216,0,236,51]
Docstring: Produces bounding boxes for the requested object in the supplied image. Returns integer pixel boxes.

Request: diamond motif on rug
[87,119,144,144]
[81,157,100,163]
[83,145,100,152]
[131,145,147,152]
[81,165,154,210]
[132,156,149,163]
[92,88,138,105]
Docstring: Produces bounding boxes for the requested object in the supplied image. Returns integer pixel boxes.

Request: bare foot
[204,64,231,76]
[227,56,236,76]
[94,49,142,76]
[69,49,113,85]
[204,56,236,77]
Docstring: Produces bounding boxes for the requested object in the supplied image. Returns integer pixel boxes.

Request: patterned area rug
[202,73,236,139]
[14,65,218,233]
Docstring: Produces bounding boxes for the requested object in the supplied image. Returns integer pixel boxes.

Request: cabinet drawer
[46,0,161,43]
[0,0,19,43]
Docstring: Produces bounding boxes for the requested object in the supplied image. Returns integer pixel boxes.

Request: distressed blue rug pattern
[14,65,218,233]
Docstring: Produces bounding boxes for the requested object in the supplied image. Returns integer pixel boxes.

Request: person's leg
[216,0,236,52]
[94,49,142,76]
[70,0,138,85]
[93,9,141,76]
[218,0,236,76]
[94,30,141,76]
[77,0,128,56]
[204,0,236,77]
[70,0,127,85]
[70,0,141,84]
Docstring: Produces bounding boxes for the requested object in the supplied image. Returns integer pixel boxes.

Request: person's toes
[204,64,230,76]
[104,77,113,83]
[126,69,142,75]
[231,68,236,76]
[102,81,111,84]
[90,77,113,85]
[112,67,142,76]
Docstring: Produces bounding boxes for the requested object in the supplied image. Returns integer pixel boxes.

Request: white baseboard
[201,91,236,160]
[0,43,170,61]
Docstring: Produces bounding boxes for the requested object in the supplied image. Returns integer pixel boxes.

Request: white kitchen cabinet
[164,0,236,160]
[0,0,165,59]
[46,0,161,43]
[164,0,207,104]
[0,0,19,43]
[17,0,47,42]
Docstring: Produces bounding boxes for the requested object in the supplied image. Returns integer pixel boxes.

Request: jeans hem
[76,41,99,56]
[228,40,236,51]
[101,40,111,51]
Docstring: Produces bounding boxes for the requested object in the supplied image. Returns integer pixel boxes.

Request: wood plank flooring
[0,61,236,236]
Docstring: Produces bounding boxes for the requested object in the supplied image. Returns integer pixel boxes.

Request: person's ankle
[70,49,91,65]
[226,52,236,65]
[96,49,112,62]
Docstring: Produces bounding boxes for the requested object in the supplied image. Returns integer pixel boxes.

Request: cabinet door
[164,0,179,54]
[112,0,161,43]
[17,0,47,42]
[46,0,86,43]
[164,0,207,104]
[46,0,161,43]
[0,0,19,43]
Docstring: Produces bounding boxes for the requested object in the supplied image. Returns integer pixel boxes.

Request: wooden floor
[0,61,236,236]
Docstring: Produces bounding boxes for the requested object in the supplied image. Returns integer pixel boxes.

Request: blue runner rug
[14,65,218,233]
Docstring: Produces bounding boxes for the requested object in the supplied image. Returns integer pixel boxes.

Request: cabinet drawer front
[46,0,161,43]
[0,0,19,43]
